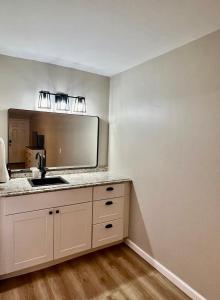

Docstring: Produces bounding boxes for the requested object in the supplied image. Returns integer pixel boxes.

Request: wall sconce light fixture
[37,91,86,114]
[55,93,70,111]
[38,91,51,109]
[73,96,86,114]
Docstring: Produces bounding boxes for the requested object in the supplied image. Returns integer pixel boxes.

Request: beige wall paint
[109,30,220,299]
[0,54,109,166]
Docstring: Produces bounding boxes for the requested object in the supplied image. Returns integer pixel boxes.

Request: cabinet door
[54,202,92,259]
[5,209,53,272]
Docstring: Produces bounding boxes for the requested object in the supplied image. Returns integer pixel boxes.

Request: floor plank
[0,244,191,300]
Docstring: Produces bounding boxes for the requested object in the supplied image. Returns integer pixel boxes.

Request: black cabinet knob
[105,224,113,229]
[105,201,113,205]
[106,187,114,191]
[56,210,60,214]
[49,211,53,215]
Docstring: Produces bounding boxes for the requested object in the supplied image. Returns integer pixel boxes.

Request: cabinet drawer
[92,219,123,248]
[93,197,124,224]
[4,187,92,215]
[93,184,124,200]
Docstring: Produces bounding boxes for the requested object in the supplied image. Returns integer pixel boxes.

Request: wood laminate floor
[0,244,190,300]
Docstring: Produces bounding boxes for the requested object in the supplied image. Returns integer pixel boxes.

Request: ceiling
[0,0,220,76]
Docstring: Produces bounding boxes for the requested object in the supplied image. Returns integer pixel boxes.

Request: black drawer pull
[56,210,60,214]
[49,211,53,215]
[105,224,113,229]
[105,201,113,205]
[106,187,114,191]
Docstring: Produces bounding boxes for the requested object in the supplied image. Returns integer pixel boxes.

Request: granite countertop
[0,171,131,197]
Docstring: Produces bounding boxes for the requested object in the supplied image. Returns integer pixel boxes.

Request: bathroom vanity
[2,108,131,278]
[0,172,130,278]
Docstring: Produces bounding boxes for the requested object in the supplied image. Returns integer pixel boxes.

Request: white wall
[109,30,220,299]
[0,54,109,166]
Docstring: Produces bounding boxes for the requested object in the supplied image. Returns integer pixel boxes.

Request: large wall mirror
[8,109,99,171]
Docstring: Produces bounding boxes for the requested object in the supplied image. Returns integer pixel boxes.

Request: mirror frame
[8,108,100,173]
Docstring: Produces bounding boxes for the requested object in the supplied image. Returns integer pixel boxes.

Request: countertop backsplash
[10,166,108,179]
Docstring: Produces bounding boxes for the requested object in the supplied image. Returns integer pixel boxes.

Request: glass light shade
[72,97,86,114]
[55,94,70,111]
[38,91,51,109]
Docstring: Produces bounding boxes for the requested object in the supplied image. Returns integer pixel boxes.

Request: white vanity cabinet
[0,181,130,277]
[0,188,93,274]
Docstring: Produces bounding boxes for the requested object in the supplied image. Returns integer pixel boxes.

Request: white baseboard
[125,239,206,300]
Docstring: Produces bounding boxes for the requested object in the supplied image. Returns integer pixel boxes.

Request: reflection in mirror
[8,109,99,171]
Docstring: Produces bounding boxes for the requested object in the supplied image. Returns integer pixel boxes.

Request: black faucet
[36,152,47,179]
